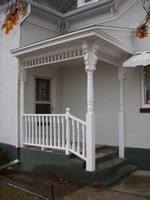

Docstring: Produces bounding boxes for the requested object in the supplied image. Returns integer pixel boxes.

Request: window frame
[34,76,53,114]
[140,66,150,112]
[77,0,98,7]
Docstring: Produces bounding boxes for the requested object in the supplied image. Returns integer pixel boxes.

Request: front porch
[11,26,135,172]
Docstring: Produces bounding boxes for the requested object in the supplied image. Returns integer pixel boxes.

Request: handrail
[23,113,66,117]
[68,114,86,125]
[23,113,86,125]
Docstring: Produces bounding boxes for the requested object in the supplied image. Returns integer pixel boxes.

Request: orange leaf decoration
[134,25,149,39]
[17,3,22,8]
[135,6,150,39]
[17,9,25,14]
[1,3,25,35]
[6,20,13,34]
[7,20,13,30]
[1,23,6,30]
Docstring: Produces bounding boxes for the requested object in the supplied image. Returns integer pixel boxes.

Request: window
[140,66,150,112]
[77,0,98,7]
[85,0,92,2]
[144,66,150,105]
[35,77,52,114]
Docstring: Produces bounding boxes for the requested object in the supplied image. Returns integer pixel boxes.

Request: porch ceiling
[11,26,135,68]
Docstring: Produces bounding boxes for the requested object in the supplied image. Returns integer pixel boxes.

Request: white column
[83,41,99,172]
[86,70,95,171]
[19,62,26,147]
[118,66,127,158]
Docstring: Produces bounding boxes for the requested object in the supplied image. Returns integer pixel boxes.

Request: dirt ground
[0,168,87,199]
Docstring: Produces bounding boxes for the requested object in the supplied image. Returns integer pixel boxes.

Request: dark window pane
[36,78,50,101]
[144,66,150,104]
[85,0,92,2]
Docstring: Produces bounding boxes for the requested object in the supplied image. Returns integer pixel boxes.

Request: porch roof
[123,51,150,67]
[11,26,135,68]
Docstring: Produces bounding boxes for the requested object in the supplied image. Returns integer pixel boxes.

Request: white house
[0,0,150,186]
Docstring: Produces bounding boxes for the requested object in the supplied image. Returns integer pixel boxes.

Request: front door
[35,77,52,114]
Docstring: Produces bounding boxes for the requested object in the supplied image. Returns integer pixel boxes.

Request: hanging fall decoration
[1,0,25,35]
[134,24,149,39]
[135,0,150,39]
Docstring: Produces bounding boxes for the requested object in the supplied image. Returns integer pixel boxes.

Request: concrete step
[96,149,118,165]
[70,147,117,169]
[68,145,137,187]
[97,165,138,187]
[95,157,128,179]
[95,145,107,152]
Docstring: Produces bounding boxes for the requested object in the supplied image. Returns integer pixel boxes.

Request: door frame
[34,74,54,114]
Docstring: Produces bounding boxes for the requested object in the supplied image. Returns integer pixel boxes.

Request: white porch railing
[23,108,86,161]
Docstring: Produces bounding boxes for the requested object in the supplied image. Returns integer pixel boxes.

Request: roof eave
[11,26,135,59]
[21,0,113,19]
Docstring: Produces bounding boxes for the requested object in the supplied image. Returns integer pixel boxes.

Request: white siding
[125,67,150,148]
[62,62,120,146]
[0,20,19,146]
[21,22,60,46]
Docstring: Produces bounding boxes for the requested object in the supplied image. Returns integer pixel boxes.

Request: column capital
[118,66,127,81]
[139,66,144,79]
[82,41,99,72]
[18,60,27,82]
[18,60,23,81]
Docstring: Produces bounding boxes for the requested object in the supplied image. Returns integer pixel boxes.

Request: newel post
[83,41,99,171]
[118,66,127,158]
[65,108,71,155]
[19,61,26,148]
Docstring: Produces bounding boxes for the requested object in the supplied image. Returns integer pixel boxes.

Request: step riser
[96,145,107,152]
[95,159,129,179]
[96,152,118,165]
[98,165,138,187]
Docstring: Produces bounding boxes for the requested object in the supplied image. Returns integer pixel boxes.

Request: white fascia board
[64,0,113,19]
[21,0,64,18]
[1,0,137,22]
[11,28,96,57]
[21,0,136,24]
[11,26,135,58]
[22,0,113,19]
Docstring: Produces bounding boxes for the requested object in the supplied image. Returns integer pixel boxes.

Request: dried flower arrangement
[135,0,150,39]
[1,0,25,35]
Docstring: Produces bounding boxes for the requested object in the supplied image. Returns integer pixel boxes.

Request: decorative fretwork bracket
[118,66,128,81]
[110,1,119,14]
[82,41,99,72]
[57,20,69,33]
[18,60,26,82]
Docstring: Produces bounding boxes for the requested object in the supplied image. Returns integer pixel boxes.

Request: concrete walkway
[63,170,150,200]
